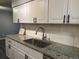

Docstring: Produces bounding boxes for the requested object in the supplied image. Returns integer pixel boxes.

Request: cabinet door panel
[49,0,68,24]
[35,0,48,23]
[13,0,48,23]
[14,49,25,59]
[68,0,79,24]
[13,2,34,23]
[13,4,27,23]
[6,39,14,59]
[11,45,25,59]
[30,0,48,23]
[9,46,15,59]
[6,39,9,57]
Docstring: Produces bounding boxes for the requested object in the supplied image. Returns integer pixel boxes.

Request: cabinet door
[9,46,15,59]
[13,3,27,23]
[49,0,68,24]
[13,0,48,23]
[14,49,25,59]
[13,45,36,59]
[13,2,34,23]
[68,0,79,24]
[29,0,48,23]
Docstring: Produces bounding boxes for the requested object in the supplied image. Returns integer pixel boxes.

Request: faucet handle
[43,36,47,40]
[43,33,47,40]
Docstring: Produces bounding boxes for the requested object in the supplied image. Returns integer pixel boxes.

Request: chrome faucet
[35,27,45,40]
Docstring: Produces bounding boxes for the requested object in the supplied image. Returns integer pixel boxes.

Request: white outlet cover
[19,28,25,35]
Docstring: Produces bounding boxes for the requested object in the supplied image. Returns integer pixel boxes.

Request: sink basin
[24,38,52,48]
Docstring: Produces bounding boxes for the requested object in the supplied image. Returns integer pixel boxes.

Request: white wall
[22,24,79,48]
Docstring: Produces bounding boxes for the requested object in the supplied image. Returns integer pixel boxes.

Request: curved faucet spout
[35,27,45,40]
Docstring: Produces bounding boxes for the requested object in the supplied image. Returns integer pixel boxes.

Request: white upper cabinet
[68,0,79,24]
[29,0,48,23]
[12,0,31,7]
[13,0,48,23]
[13,3,28,23]
[49,0,68,24]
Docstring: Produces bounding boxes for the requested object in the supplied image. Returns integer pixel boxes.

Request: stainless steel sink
[24,38,52,48]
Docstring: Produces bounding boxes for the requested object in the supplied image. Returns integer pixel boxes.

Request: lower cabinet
[6,39,25,59]
[6,38,43,59]
[9,45,15,59]
[10,45,25,59]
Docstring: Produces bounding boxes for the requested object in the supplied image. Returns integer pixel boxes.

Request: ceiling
[0,0,11,7]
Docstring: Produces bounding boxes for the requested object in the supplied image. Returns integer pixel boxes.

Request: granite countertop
[6,34,79,59]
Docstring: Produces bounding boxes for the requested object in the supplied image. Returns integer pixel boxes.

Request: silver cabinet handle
[63,15,65,23]
[33,17,37,23]
[25,55,28,59]
[67,15,70,23]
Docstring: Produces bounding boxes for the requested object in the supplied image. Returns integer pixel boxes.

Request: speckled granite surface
[6,34,79,59]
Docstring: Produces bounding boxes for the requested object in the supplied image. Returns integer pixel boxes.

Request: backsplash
[21,24,79,48]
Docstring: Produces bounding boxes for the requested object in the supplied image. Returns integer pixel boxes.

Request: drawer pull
[25,55,28,59]
[8,44,11,49]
